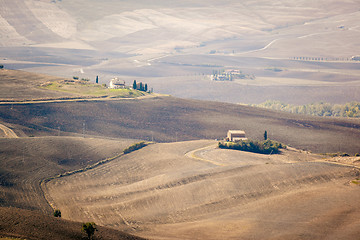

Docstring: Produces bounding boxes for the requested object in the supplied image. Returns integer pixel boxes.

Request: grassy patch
[351,180,359,185]
[219,139,285,154]
[40,81,146,98]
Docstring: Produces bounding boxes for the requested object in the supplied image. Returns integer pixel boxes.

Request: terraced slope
[45,141,360,239]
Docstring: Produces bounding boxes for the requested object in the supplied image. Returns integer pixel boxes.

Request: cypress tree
[96,76,99,84]
[133,80,137,90]
[145,83,148,92]
[264,130,268,140]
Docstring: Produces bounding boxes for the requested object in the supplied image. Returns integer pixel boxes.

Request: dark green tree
[0,65,4,69]
[82,222,97,240]
[145,83,148,92]
[264,130,268,140]
[139,82,143,91]
[133,80,137,90]
[53,209,61,218]
[95,75,99,84]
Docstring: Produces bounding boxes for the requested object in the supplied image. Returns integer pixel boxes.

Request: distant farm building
[109,78,126,89]
[351,56,360,61]
[227,130,247,142]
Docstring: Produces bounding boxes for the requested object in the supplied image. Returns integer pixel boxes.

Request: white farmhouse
[109,78,126,89]
[226,130,247,142]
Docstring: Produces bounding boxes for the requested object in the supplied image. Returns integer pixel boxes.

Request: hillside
[1,1,360,104]
[45,140,360,239]
[0,207,146,240]
[0,69,148,101]
[1,95,360,154]
[0,136,137,212]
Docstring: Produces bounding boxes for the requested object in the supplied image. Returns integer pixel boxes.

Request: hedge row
[123,141,147,154]
[219,139,285,154]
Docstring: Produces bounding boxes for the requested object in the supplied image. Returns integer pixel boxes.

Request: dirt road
[0,123,18,138]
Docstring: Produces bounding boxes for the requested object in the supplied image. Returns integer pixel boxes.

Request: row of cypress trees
[132,80,149,92]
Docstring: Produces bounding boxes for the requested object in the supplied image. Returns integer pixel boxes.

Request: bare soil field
[0,136,136,212]
[0,207,145,240]
[45,141,360,239]
[1,0,360,104]
[1,95,360,154]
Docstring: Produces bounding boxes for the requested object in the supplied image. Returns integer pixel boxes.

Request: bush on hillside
[219,139,285,154]
[82,222,97,240]
[123,141,147,154]
[53,209,61,217]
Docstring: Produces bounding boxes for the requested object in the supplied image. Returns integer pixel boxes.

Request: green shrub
[123,141,147,154]
[82,222,97,240]
[219,139,284,154]
[53,209,61,217]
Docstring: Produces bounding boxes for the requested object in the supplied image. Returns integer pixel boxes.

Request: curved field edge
[44,140,360,239]
[0,136,139,213]
[0,207,146,240]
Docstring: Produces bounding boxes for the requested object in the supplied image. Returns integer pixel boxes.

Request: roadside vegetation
[253,100,360,118]
[40,80,147,98]
[219,139,285,154]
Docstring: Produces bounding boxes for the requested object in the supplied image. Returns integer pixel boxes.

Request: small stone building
[226,130,247,142]
[109,78,126,89]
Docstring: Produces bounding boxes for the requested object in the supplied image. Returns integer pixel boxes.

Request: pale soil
[45,140,360,239]
[0,207,146,240]
[0,136,137,213]
[1,1,360,104]
[0,123,18,138]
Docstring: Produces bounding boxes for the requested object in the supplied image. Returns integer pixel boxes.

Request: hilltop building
[109,78,126,89]
[226,130,247,142]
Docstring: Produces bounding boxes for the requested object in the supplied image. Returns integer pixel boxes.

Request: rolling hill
[1,0,360,104]
[1,94,360,154]
[44,140,360,239]
[0,70,360,239]
[0,207,146,240]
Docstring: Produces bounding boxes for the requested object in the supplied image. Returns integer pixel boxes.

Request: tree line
[133,80,151,92]
[219,139,284,154]
[253,100,360,118]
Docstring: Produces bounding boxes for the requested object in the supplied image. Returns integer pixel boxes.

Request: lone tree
[264,130,268,140]
[133,80,137,90]
[95,75,99,84]
[53,209,61,218]
[82,222,97,240]
[0,64,4,69]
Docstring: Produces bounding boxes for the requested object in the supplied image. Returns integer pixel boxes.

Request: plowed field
[45,141,360,239]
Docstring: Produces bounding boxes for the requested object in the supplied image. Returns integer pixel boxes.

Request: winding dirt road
[0,123,18,138]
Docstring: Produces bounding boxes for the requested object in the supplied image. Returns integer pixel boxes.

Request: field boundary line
[40,141,153,211]
[0,93,163,105]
